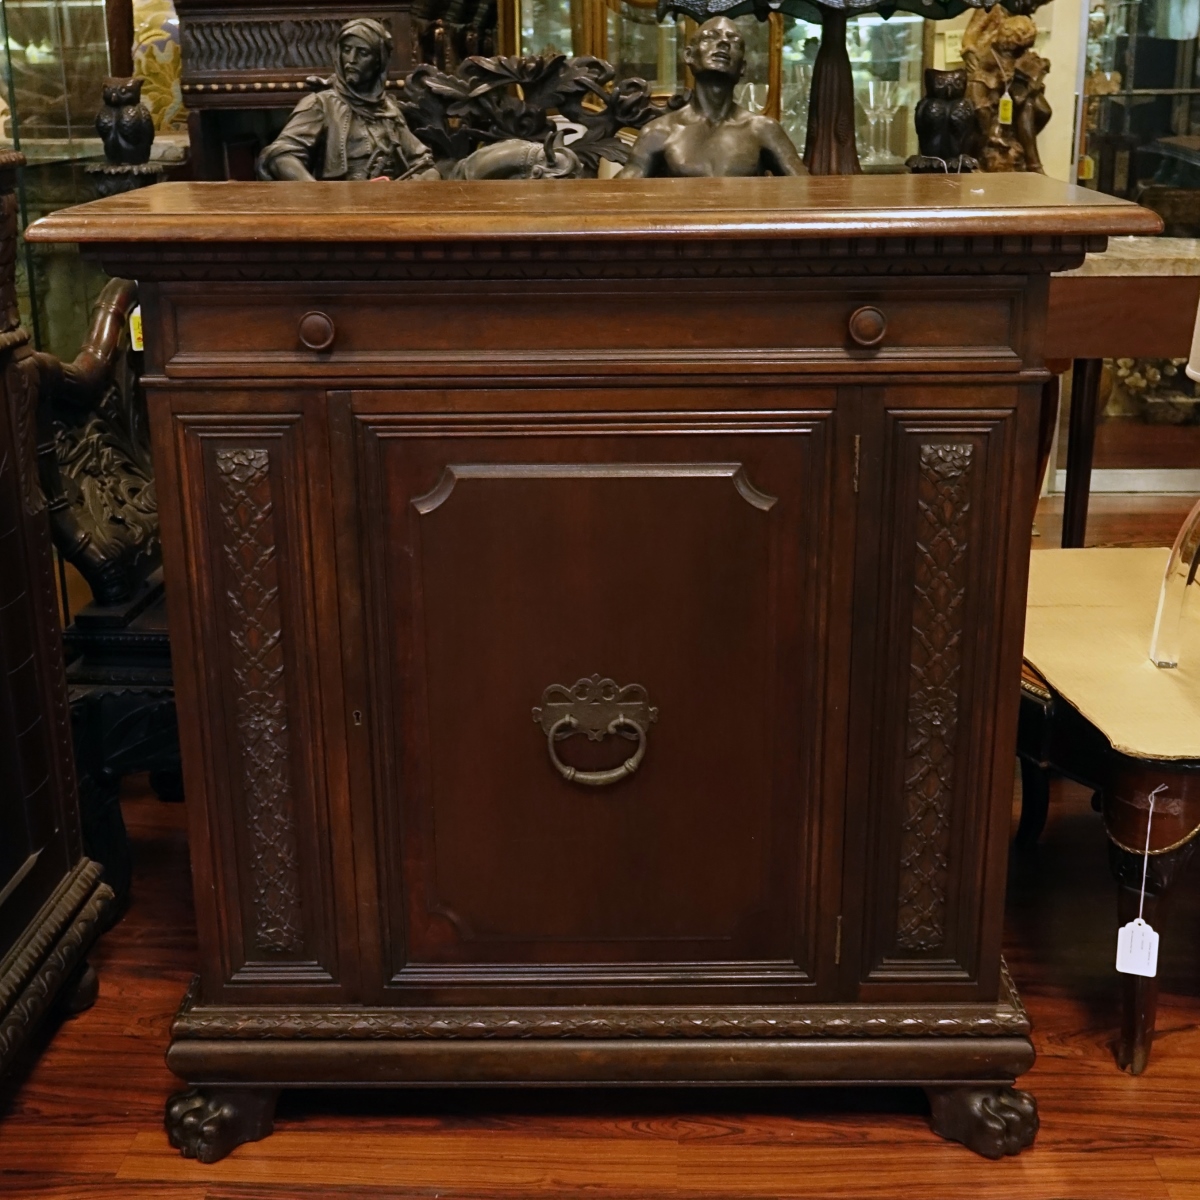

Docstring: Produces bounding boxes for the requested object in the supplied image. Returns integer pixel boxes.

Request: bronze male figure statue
[258,18,439,181]
[618,17,805,178]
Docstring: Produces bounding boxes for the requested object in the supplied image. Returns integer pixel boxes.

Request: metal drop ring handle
[546,713,648,787]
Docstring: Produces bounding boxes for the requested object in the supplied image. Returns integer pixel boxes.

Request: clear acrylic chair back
[1149,494,1200,668]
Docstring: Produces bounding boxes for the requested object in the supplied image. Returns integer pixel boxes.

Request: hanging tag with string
[1115,785,1164,978]
[993,48,1014,126]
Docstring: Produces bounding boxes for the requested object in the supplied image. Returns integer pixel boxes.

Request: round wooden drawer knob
[298,310,336,352]
[848,305,887,348]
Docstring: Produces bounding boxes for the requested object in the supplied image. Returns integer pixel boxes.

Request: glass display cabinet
[1081,0,1200,209]
[1070,0,1200,500]
[0,0,183,357]
[0,0,112,357]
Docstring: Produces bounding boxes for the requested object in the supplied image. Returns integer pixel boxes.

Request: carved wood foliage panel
[214,446,304,955]
[182,416,342,992]
[854,402,1016,988]
[896,442,974,953]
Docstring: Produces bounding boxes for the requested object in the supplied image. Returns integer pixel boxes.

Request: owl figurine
[96,77,154,166]
[906,69,979,175]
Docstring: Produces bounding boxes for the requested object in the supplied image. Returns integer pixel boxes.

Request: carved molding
[896,442,974,953]
[215,446,304,954]
[182,17,380,77]
[96,236,1098,285]
[183,80,341,95]
[413,463,777,516]
[0,863,114,1073]
[173,961,1030,1041]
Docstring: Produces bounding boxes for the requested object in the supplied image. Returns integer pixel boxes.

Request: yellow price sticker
[1078,154,1096,181]
[998,92,1013,126]
[130,305,143,351]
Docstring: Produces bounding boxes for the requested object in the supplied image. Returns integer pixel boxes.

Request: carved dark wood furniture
[0,149,115,1076]
[34,275,182,919]
[1018,547,1200,1076]
[63,579,181,921]
[28,173,1159,1161]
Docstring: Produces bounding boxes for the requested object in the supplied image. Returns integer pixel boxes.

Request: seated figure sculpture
[618,17,805,178]
[257,18,440,181]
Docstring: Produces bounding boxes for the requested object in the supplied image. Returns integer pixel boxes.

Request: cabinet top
[28,175,1161,246]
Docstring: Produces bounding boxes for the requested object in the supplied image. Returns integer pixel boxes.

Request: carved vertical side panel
[214,446,304,955]
[895,443,973,952]
[855,400,1021,990]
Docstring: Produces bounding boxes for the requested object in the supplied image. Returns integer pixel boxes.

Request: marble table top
[1060,235,1200,277]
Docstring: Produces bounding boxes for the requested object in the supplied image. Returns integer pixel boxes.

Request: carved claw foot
[166,1087,279,1163]
[926,1085,1039,1158]
[57,960,99,1016]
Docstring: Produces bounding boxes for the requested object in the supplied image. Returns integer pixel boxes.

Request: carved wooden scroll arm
[33,278,138,409]
[32,277,150,605]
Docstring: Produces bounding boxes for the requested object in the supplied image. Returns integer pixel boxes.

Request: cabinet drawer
[159,280,1026,379]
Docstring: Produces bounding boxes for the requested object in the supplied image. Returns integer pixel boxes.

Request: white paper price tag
[1116,785,1166,978]
[1116,917,1160,978]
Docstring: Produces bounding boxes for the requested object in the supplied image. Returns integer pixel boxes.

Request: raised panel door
[334,390,848,1007]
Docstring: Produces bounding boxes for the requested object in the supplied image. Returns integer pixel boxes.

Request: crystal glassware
[859,79,903,166]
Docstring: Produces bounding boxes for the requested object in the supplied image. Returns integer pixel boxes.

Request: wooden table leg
[1108,838,1198,1074]
[1061,358,1103,548]
[1016,757,1051,848]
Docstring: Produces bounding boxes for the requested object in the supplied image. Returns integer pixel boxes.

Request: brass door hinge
[835,914,843,966]
[852,435,861,495]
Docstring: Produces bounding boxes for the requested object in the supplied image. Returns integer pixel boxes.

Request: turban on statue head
[335,17,393,105]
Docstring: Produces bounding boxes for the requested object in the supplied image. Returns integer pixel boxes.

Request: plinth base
[165,966,1039,1161]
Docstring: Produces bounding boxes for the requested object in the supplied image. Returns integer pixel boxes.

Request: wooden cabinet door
[334,389,848,1007]
[842,384,1037,1001]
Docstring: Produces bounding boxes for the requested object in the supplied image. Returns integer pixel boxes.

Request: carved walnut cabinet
[0,151,114,1077]
[29,174,1160,1161]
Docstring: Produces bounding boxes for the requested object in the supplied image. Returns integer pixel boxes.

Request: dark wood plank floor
[3,495,1199,1199]
[1032,492,1195,549]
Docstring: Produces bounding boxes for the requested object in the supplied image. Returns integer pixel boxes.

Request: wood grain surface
[23,175,1162,245]
[2,495,1199,1198]
[1032,493,1196,548]
[1046,276,1200,361]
